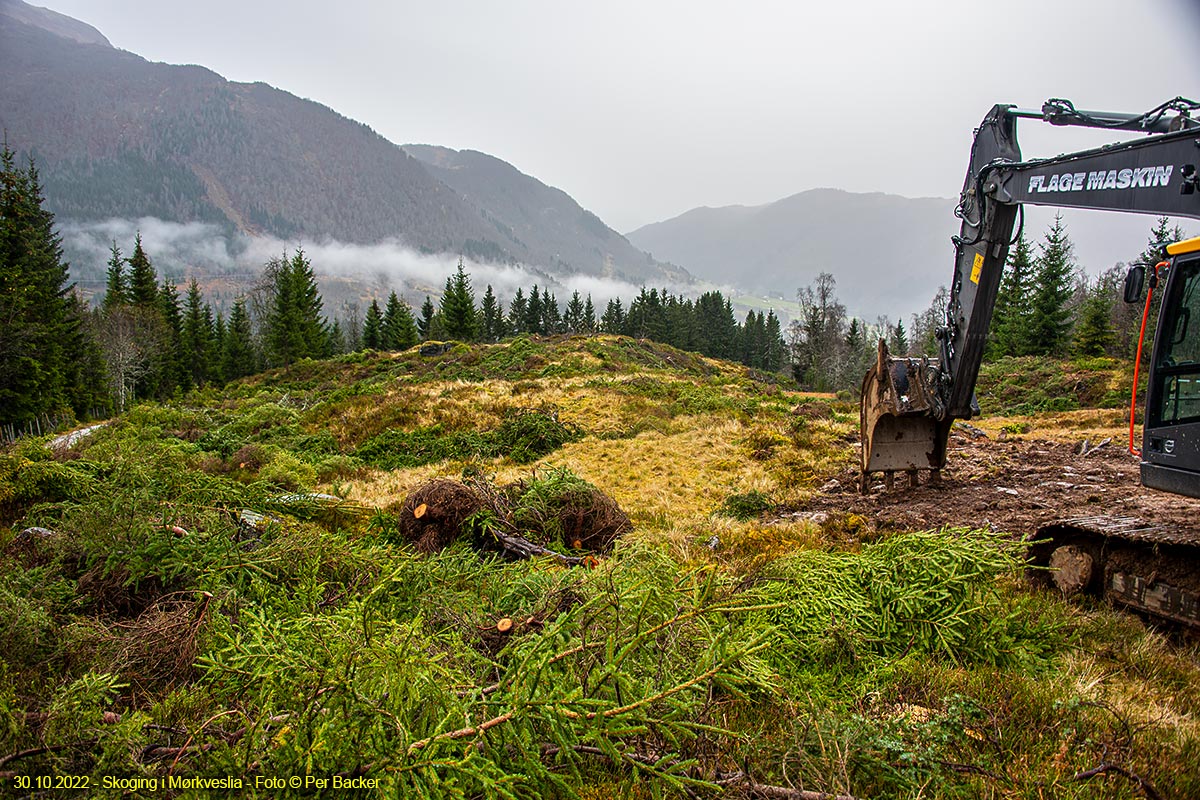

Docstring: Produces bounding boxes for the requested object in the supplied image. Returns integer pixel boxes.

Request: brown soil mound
[535,487,631,553]
[108,592,212,697]
[397,474,631,557]
[397,479,485,553]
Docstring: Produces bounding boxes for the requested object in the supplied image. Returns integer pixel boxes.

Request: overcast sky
[32,0,1200,236]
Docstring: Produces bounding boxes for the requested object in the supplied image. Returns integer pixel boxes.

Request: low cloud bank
[59,217,653,311]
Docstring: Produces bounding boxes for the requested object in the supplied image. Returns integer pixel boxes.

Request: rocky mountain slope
[0,0,677,284]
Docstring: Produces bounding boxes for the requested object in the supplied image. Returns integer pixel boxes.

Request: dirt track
[795,428,1200,537]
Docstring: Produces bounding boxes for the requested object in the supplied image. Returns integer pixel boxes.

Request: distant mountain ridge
[627,189,957,318]
[627,188,1191,321]
[0,0,679,285]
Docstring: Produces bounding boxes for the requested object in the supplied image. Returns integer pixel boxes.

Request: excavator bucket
[859,340,952,492]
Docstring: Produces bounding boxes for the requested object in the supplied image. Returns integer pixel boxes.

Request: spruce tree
[62,294,111,418]
[0,145,73,422]
[211,310,227,384]
[480,285,504,342]
[845,317,864,354]
[439,261,478,340]
[693,291,737,360]
[153,278,184,397]
[890,318,909,354]
[180,278,212,389]
[627,288,667,340]
[127,233,159,308]
[663,295,693,351]
[990,233,1034,358]
[564,291,585,334]
[1028,214,1077,356]
[382,291,404,350]
[601,298,626,334]
[765,310,784,372]
[418,296,435,341]
[542,291,563,334]
[103,241,128,310]
[1129,217,1187,355]
[265,249,327,366]
[507,288,527,335]
[363,299,384,349]
[583,295,597,333]
[222,298,256,381]
[327,319,346,355]
[1073,277,1117,356]
[525,286,543,335]
[741,311,766,368]
[382,291,418,350]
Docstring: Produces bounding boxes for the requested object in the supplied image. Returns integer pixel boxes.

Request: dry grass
[325,349,852,555]
[972,408,1128,443]
[339,416,765,527]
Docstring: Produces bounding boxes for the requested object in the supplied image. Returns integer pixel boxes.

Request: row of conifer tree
[1,147,787,426]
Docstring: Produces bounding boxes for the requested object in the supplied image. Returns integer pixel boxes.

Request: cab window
[1154,257,1200,425]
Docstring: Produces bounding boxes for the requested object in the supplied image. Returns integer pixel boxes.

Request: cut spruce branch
[1074,762,1163,800]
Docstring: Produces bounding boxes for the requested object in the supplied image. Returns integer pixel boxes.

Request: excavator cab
[1138,236,1200,498]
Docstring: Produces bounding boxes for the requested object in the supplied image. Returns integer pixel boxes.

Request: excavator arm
[861,97,1200,491]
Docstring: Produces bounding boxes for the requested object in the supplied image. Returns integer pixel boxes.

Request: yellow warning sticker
[970,253,984,284]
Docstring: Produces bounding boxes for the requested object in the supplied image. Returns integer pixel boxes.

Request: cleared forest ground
[1,336,1198,799]
[798,414,1197,536]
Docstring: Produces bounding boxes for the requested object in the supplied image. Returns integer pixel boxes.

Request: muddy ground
[793,427,1200,538]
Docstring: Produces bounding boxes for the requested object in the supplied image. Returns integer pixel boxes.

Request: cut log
[1049,545,1094,595]
[496,617,513,633]
[414,503,427,519]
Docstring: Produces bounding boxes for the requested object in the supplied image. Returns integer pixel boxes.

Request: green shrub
[259,449,318,491]
[355,409,579,469]
[718,490,775,521]
[492,408,581,464]
[977,356,1129,415]
[0,443,95,523]
[0,585,57,668]
[756,529,1054,668]
[313,454,368,482]
[196,401,301,456]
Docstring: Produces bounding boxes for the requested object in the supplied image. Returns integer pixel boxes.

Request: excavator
[859,97,1200,626]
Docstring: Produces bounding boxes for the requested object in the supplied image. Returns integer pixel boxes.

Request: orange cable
[1129,261,1168,457]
